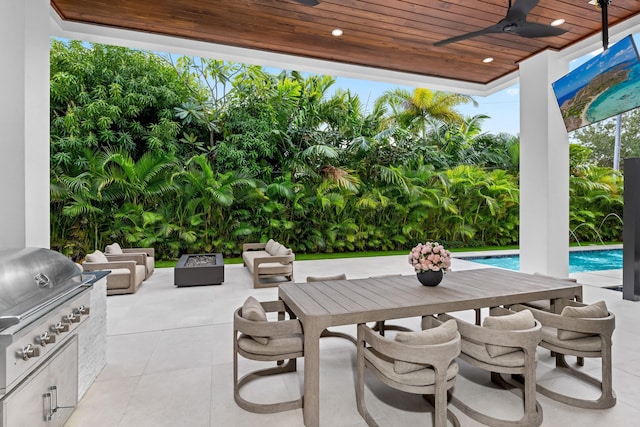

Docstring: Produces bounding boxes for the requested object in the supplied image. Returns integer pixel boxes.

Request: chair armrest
[254,255,295,266]
[243,242,267,251]
[82,260,136,274]
[105,253,146,265]
[123,247,154,257]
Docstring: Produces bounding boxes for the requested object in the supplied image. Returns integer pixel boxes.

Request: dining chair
[510,301,616,409]
[439,308,543,427]
[356,316,461,427]
[233,296,303,413]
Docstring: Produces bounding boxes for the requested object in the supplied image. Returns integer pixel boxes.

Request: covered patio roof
[50,0,640,95]
[2,1,640,278]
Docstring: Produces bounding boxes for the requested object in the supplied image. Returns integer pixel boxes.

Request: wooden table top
[279,268,583,326]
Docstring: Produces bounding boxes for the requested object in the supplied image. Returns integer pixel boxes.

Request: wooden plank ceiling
[51,0,640,85]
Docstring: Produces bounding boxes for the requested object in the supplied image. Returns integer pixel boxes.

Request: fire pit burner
[174,253,224,287]
[184,255,218,267]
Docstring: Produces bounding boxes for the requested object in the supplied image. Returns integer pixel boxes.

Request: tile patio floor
[65,253,640,426]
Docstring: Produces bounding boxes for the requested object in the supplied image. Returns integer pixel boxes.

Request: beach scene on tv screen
[552,34,640,132]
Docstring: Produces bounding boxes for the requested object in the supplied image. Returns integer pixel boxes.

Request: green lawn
[154,245,523,268]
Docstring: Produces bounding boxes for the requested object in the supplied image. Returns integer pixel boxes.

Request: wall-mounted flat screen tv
[552,34,640,132]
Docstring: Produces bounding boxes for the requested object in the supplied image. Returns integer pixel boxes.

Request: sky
[320,33,640,138]
[327,76,521,136]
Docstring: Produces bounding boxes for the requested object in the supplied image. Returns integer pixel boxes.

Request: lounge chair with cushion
[439,308,543,427]
[233,297,304,414]
[242,239,294,288]
[510,301,616,409]
[82,249,146,295]
[356,316,461,427]
[104,242,155,279]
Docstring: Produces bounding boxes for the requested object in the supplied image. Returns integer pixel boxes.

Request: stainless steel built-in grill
[0,247,94,426]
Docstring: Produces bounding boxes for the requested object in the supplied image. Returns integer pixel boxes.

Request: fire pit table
[174,253,225,287]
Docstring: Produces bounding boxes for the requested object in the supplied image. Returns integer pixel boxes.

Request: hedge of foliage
[50,41,623,260]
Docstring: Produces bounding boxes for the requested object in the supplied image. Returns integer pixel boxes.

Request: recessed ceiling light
[551,19,565,27]
[332,29,343,37]
[483,57,494,63]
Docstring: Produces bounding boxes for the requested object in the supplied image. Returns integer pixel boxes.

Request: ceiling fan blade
[434,25,502,46]
[506,0,541,20]
[516,22,567,38]
[293,0,319,5]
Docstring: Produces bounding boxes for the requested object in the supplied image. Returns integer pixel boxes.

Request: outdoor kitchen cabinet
[1,337,78,427]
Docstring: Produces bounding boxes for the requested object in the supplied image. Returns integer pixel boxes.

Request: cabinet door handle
[51,385,58,415]
[43,391,54,421]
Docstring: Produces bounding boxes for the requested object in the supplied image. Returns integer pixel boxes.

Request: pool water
[468,249,622,273]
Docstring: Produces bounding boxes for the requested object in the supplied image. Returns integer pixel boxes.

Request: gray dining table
[278,267,583,427]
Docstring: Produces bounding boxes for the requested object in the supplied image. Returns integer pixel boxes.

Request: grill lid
[0,248,91,330]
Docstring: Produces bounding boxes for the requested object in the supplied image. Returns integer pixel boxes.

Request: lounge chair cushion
[276,244,292,256]
[483,309,536,357]
[558,300,608,340]
[542,326,603,352]
[393,319,457,373]
[85,250,109,263]
[105,243,123,254]
[241,296,269,345]
[265,239,277,255]
[265,241,284,256]
[461,339,528,368]
[263,240,293,265]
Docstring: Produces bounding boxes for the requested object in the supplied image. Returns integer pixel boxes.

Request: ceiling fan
[434,0,567,46]
[293,0,319,5]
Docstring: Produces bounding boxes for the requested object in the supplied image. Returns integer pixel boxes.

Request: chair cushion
[265,239,277,255]
[276,244,292,256]
[237,334,303,356]
[394,319,458,374]
[365,347,459,387]
[276,245,292,265]
[483,309,535,357]
[266,240,283,256]
[105,243,123,254]
[541,326,603,352]
[558,300,608,340]
[461,339,529,368]
[85,250,108,263]
[241,296,269,345]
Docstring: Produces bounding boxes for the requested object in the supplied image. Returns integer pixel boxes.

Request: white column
[519,51,570,276]
[0,0,50,249]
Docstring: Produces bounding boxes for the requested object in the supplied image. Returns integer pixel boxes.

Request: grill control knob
[64,313,79,323]
[19,344,40,361]
[74,305,90,315]
[50,321,69,334]
[38,331,56,346]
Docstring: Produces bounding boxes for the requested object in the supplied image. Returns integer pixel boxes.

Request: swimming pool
[467,249,622,273]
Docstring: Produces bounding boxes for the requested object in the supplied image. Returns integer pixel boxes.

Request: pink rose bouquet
[408,242,452,273]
